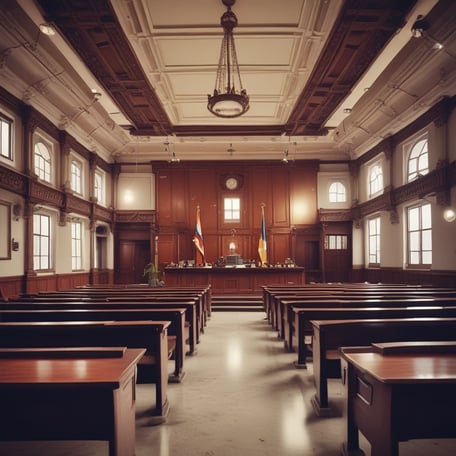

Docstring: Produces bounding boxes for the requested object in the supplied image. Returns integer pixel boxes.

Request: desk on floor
[340,341,456,456]
[0,347,145,456]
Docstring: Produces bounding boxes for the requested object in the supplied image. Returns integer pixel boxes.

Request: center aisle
[136,311,346,456]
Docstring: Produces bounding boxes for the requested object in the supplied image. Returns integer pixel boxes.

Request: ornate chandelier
[207,0,249,118]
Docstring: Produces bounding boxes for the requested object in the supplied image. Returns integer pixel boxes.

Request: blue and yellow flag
[258,205,267,266]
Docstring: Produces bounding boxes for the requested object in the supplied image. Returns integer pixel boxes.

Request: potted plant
[143,262,164,287]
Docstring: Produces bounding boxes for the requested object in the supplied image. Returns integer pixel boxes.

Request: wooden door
[117,240,150,284]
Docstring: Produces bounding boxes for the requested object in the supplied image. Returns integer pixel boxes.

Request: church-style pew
[311,317,456,415]
[262,284,456,330]
[283,296,456,351]
[33,285,212,326]
[5,299,199,356]
[76,284,212,318]
[0,307,190,382]
[292,305,456,370]
[270,288,456,335]
[0,321,172,422]
[18,292,206,339]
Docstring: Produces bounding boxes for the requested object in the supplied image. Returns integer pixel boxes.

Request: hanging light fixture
[207,0,249,118]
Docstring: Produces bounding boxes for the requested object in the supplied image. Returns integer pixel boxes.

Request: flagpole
[258,203,267,267]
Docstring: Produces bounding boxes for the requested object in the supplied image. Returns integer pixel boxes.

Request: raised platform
[211,294,264,312]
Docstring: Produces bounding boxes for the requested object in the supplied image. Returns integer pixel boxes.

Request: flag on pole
[193,205,205,265]
[258,205,267,266]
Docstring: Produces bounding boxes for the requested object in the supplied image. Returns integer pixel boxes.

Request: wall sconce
[11,238,19,251]
[12,203,21,221]
[443,207,456,222]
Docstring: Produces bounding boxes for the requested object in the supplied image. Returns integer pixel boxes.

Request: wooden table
[0,347,145,456]
[340,342,456,456]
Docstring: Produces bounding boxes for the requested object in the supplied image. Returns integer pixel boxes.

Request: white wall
[117,173,155,210]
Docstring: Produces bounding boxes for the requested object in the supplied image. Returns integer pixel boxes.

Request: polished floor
[1,311,456,456]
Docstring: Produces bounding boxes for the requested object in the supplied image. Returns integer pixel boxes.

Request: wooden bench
[262,284,456,330]
[0,306,188,380]
[311,317,456,415]
[3,300,199,357]
[0,346,145,455]
[284,296,456,352]
[30,286,211,330]
[0,320,172,422]
[16,294,204,344]
[292,305,456,370]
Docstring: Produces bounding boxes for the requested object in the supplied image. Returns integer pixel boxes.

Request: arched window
[328,181,346,203]
[369,162,383,197]
[34,141,52,183]
[407,138,428,182]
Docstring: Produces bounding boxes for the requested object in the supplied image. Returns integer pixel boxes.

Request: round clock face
[225,177,238,190]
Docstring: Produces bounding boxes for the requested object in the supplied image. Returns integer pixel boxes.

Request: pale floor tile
[1,312,455,455]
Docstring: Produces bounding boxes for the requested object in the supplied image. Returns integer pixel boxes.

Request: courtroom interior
[1,0,456,455]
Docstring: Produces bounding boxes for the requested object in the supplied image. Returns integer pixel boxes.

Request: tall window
[94,169,105,204]
[328,181,346,203]
[224,197,240,222]
[33,214,51,271]
[407,138,429,182]
[324,235,348,250]
[71,159,82,194]
[0,113,13,160]
[34,140,52,183]
[368,216,380,265]
[71,221,82,270]
[407,203,432,266]
[369,162,383,197]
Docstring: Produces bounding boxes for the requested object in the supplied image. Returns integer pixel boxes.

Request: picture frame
[0,201,11,260]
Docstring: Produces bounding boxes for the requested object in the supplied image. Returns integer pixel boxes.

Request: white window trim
[94,167,106,205]
[368,160,384,198]
[33,133,55,185]
[404,132,429,183]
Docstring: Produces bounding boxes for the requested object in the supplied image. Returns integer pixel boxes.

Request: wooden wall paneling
[271,169,290,227]
[269,231,291,265]
[157,232,178,268]
[290,164,318,225]
[0,276,23,300]
[57,272,90,289]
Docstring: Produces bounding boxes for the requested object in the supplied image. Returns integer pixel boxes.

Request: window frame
[33,212,52,272]
[406,202,432,268]
[0,112,13,161]
[324,234,348,250]
[368,216,381,266]
[328,181,347,203]
[406,135,429,183]
[94,168,105,205]
[223,196,241,223]
[71,220,83,271]
[70,157,83,195]
[368,161,383,198]
[34,138,53,184]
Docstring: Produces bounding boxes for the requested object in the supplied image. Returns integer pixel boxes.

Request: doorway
[117,240,151,284]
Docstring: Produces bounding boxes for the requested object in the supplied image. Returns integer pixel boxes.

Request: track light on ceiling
[207,0,249,118]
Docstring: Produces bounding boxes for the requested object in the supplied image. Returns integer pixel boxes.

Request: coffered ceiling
[1,0,455,163]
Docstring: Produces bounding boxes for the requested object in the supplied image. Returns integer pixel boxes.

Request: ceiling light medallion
[207,0,249,118]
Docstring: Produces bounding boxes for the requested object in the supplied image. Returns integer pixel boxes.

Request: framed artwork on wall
[0,201,11,260]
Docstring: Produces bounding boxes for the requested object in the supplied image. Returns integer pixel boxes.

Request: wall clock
[225,176,239,190]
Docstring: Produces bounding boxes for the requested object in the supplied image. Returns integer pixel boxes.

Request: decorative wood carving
[0,165,27,195]
[115,210,157,224]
